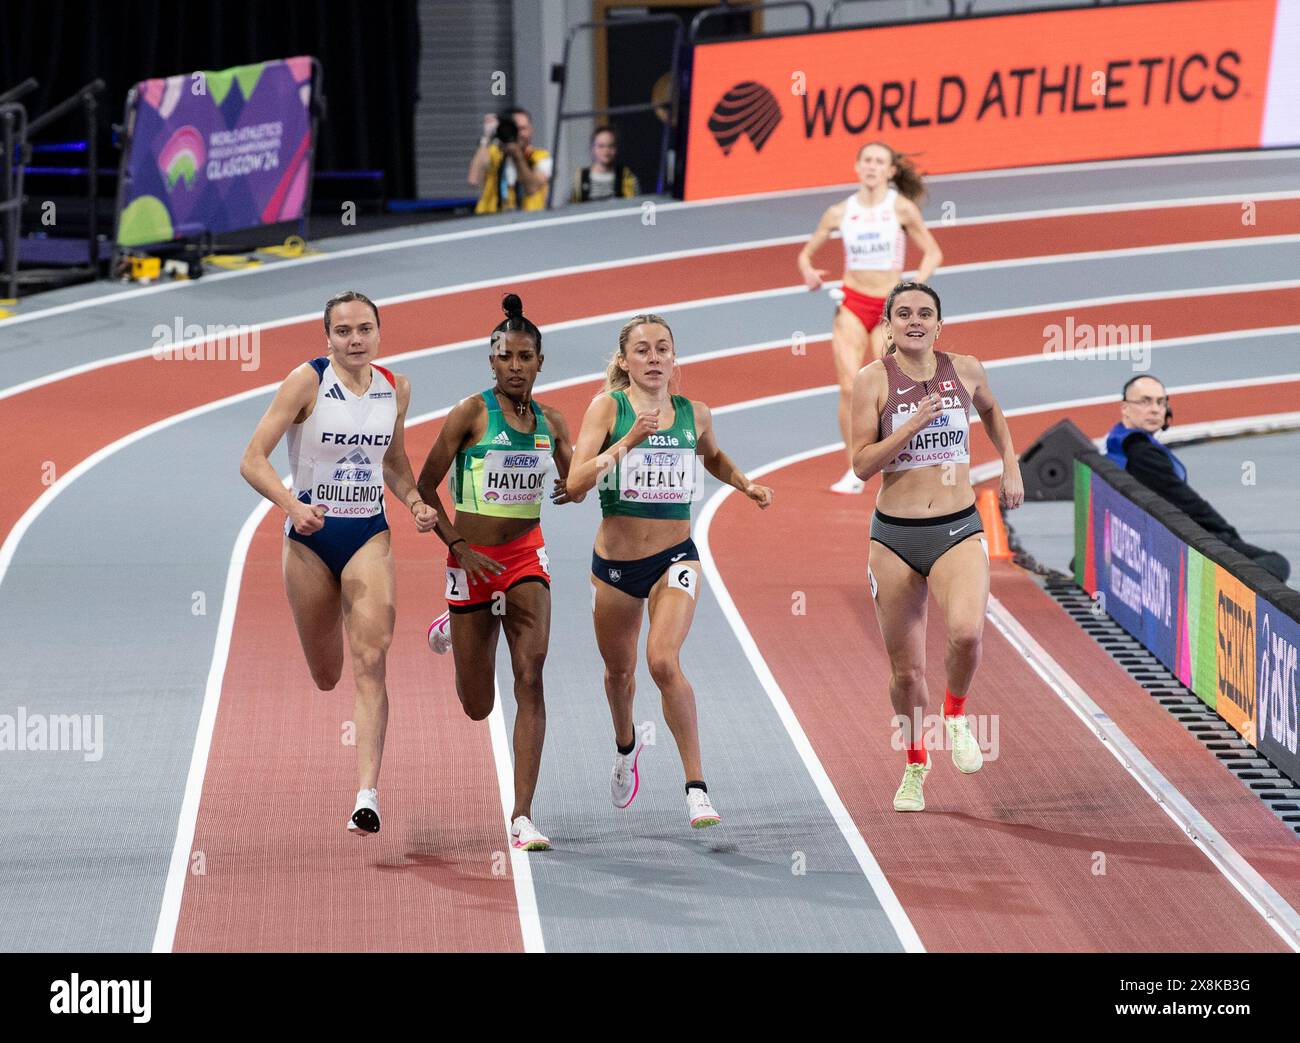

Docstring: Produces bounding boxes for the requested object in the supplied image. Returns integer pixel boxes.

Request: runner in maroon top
[849,282,1023,812]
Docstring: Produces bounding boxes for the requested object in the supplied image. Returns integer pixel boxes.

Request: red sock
[943,690,967,718]
[906,738,927,765]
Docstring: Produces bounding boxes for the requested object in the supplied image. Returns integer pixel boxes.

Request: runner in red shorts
[797,141,943,494]
[416,293,580,851]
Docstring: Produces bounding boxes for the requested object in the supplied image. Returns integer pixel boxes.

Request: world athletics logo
[707,82,782,155]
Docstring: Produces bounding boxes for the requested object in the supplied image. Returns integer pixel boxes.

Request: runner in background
[798,142,943,495]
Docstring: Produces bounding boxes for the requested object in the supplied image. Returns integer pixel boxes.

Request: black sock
[616,736,636,756]
[685,780,707,794]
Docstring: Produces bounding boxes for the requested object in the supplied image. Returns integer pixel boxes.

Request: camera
[494,111,518,145]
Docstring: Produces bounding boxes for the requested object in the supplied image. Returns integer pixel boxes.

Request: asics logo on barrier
[707,82,782,155]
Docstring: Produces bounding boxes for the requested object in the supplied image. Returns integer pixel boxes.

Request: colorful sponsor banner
[1090,476,1182,671]
[116,57,315,247]
[684,0,1300,200]
[1078,457,1300,784]
[1214,570,1258,743]
[1256,599,1300,784]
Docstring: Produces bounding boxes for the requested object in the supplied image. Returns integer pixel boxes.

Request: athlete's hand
[908,393,943,432]
[453,543,506,586]
[411,501,438,532]
[802,266,828,290]
[999,461,1024,511]
[551,476,584,505]
[481,113,498,139]
[744,482,774,509]
[626,409,661,446]
[289,502,326,535]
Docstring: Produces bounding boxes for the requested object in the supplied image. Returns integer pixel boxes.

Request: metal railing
[826,0,956,26]
[548,13,685,209]
[1,100,29,300]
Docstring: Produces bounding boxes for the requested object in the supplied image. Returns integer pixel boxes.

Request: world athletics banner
[115,56,317,247]
[1075,455,1300,786]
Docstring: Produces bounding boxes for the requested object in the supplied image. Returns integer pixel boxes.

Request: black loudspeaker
[1018,419,1097,501]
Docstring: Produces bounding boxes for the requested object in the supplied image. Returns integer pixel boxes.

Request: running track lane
[171,348,840,949]
[5,273,1299,553]
[708,384,1300,952]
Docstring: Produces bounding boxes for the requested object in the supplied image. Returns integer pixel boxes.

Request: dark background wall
[0,0,421,197]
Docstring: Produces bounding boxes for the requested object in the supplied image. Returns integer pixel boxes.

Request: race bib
[311,449,383,517]
[667,562,699,599]
[482,449,548,506]
[620,448,701,504]
[445,567,470,602]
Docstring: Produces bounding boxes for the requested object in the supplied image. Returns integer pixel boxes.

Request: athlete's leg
[832,306,871,468]
[282,538,345,691]
[868,540,930,748]
[592,579,645,748]
[645,564,703,781]
[339,531,396,792]
[450,607,502,721]
[501,581,550,821]
[868,319,886,364]
[926,538,990,700]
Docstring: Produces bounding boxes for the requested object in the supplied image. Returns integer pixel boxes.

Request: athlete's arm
[959,354,1023,510]
[239,364,325,534]
[693,401,772,508]
[897,197,943,283]
[850,361,938,481]
[542,404,585,504]
[416,396,481,548]
[565,394,622,498]
[383,375,438,532]
[797,202,843,290]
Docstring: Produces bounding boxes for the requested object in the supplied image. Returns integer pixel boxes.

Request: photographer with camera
[469,107,552,214]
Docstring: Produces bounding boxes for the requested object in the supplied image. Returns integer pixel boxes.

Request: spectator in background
[1106,374,1290,581]
[469,108,552,213]
[571,127,639,203]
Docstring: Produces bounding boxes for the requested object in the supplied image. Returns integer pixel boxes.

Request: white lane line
[488,678,545,954]
[151,488,278,953]
[4,144,1292,329]
[696,442,926,953]
[985,600,1300,951]
[698,395,1300,952]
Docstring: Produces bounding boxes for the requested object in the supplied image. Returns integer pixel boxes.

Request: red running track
[708,381,1300,952]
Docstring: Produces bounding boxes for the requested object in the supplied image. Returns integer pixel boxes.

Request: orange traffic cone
[977,487,1012,560]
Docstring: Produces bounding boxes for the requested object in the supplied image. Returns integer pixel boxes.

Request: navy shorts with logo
[591,537,700,600]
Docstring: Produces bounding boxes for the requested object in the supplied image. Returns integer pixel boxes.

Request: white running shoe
[610,736,645,809]
[510,815,551,851]
[893,759,931,812]
[830,468,865,495]
[348,788,381,835]
[686,788,721,829]
[945,714,984,774]
[426,611,451,655]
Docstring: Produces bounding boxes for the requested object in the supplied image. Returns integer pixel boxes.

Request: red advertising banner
[684,0,1300,200]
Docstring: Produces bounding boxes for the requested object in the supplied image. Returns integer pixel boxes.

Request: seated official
[570,126,639,203]
[469,108,552,213]
[1105,375,1290,582]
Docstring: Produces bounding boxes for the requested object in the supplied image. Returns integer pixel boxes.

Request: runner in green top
[567,312,773,831]
[416,293,580,852]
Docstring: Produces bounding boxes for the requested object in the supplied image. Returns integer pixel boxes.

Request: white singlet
[840,188,906,272]
[285,357,398,525]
